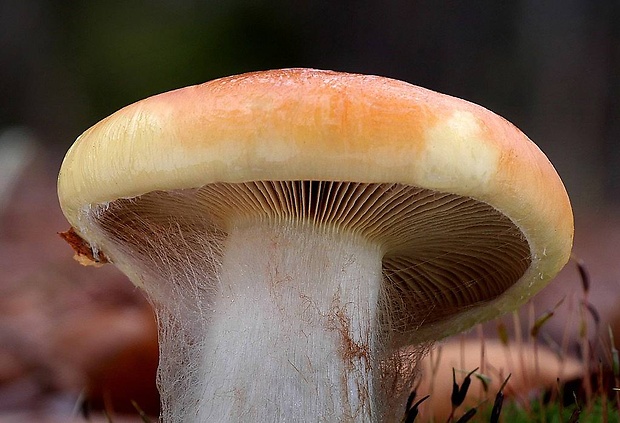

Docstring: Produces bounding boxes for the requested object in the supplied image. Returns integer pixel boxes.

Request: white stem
[196,219,384,422]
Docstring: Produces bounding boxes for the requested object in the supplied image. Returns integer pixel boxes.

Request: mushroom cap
[417,339,584,420]
[58,68,573,342]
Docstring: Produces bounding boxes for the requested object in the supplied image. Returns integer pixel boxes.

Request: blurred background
[1,0,619,421]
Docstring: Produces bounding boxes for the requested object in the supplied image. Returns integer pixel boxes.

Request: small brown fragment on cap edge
[59,227,109,267]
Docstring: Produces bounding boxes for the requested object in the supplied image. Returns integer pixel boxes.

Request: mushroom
[417,338,585,420]
[57,69,573,422]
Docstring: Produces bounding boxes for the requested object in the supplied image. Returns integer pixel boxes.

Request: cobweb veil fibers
[81,180,530,422]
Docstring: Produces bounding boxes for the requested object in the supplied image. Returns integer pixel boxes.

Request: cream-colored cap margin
[58,68,573,339]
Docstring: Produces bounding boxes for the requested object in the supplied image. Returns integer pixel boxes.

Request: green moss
[474,397,619,423]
